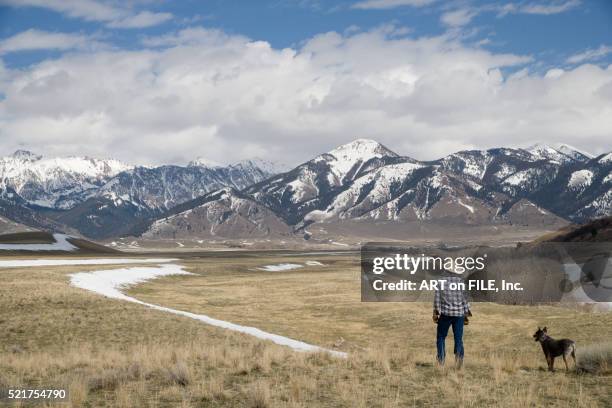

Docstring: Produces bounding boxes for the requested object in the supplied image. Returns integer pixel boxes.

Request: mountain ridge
[1,140,609,240]
[141,139,609,242]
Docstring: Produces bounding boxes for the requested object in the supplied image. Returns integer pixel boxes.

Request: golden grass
[577,343,612,374]
[0,254,610,407]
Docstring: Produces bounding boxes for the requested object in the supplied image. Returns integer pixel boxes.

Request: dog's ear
[537,326,541,330]
[543,326,547,332]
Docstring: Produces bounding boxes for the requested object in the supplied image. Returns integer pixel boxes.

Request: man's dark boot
[455,356,463,370]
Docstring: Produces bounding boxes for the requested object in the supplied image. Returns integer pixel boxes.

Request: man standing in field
[433,272,472,368]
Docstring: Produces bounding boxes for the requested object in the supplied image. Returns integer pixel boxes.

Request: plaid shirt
[433,275,470,317]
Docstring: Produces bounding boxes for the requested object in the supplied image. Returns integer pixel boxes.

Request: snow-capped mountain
[525,143,593,163]
[244,139,409,224]
[0,150,132,209]
[0,150,278,214]
[0,150,280,237]
[1,140,609,239]
[0,186,76,234]
[242,140,577,228]
[141,139,607,240]
[45,161,277,239]
[189,157,290,175]
[96,162,271,212]
[525,153,612,221]
[555,143,594,162]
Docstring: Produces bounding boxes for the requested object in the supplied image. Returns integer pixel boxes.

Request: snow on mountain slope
[580,190,612,220]
[96,161,274,213]
[235,158,289,175]
[323,139,399,182]
[0,150,275,213]
[304,162,425,222]
[435,147,543,183]
[598,153,612,164]
[0,150,132,209]
[244,139,408,224]
[436,150,494,180]
[525,143,592,164]
[500,165,559,196]
[189,157,287,175]
[188,157,223,168]
[568,169,594,190]
[556,143,594,161]
[1,141,607,239]
[526,144,567,163]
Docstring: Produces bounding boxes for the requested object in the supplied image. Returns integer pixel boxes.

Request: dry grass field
[0,252,610,407]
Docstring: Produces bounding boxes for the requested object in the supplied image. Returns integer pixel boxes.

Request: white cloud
[498,0,581,16]
[0,26,610,166]
[0,0,122,21]
[107,11,173,29]
[141,27,246,48]
[0,29,107,55]
[0,0,173,29]
[520,0,581,15]
[444,1,582,30]
[567,45,612,65]
[440,8,478,27]
[352,0,436,10]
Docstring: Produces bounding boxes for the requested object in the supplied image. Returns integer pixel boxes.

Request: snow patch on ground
[306,261,325,266]
[257,263,304,272]
[0,233,77,251]
[0,258,178,268]
[70,264,346,357]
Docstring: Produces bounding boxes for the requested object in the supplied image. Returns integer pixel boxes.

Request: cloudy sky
[0,0,611,166]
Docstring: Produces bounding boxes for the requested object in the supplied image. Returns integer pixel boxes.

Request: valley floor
[0,252,610,407]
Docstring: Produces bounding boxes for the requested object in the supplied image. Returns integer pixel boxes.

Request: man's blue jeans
[436,315,464,364]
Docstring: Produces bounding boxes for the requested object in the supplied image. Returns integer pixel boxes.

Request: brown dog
[533,327,576,372]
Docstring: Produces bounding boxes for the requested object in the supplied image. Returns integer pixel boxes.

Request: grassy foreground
[0,254,610,407]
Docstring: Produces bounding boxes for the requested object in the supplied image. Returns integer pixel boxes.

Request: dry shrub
[246,380,271,408]
[305,351,332,366]
[68,376,89,408]
[253,347,274,373]
[289,373,317,403]
[201,375,226,401]
[577,342,612,374]
[365,347,391,374]
[163,360,191,387]
[88,367,138,391]
[114,383,133,408]
[489,353,507,385]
